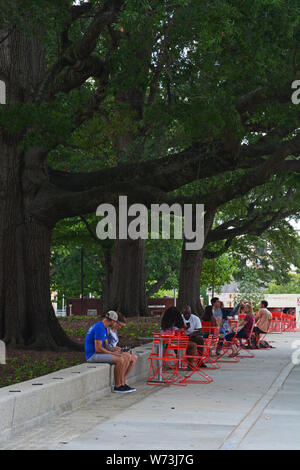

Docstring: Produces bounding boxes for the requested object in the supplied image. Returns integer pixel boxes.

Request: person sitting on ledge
[105,311,138,382]
[84,310,136,394]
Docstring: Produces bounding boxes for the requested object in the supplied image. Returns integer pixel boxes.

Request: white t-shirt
[182,314,202,335]
[107,328,119,348]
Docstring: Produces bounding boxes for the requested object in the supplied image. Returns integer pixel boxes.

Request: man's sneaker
[113,385,132,393]
[123,384,136,392]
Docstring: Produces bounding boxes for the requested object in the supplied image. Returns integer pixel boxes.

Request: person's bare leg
[119,355,131,385]
[187,341,198,368]
[120,353,131,382]
[112,356,125,388]
[123,353,138,381]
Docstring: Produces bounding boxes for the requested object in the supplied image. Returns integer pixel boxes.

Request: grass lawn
[0,315,160,388]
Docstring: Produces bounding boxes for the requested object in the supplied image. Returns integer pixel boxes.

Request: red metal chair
[199,326,221,369]
[281,314,295,332]
[201,321,217,334]
[180,334,214,384]
[215,327,240,363]
[234,320,256,358]
[291,320,300,332]
[147,332,189,386]
[268,311,283,334]
[253,322,271,348]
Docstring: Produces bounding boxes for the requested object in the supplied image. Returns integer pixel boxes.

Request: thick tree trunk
[0,141,80,350]
[109,98,148,317]
[177,245,204,317]
[110,238,147,317]
[178,210,216,316]
[0,25,81,350]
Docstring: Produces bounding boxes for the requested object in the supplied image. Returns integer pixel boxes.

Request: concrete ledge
[0,343,152,443]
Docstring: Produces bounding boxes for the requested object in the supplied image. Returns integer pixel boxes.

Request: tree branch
[35,0,123,102]
[236,86,291,119]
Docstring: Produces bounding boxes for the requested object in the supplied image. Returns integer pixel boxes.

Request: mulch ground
[0,315,161,388]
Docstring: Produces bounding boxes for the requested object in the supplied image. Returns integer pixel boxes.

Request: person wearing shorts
[106,312,138,382]
[253,301,272,347]
[85,310,135,394]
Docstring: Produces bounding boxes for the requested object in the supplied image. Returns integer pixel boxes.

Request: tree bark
[177,209,216,316]
[0,140,80,349]
[177,246,204,316]
[0,25,81,350]
[101,249,113,314]
[108,87,148,318]
[110,238,147,317]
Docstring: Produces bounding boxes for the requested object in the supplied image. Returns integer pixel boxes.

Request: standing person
[84,311,135,394]
[106,312,138,384]
[181,305,207,368]
[253,300,272,347]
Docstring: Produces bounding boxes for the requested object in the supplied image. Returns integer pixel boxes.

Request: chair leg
[235,338,255,358]
[182,366,213,384]
[180,356,214,384]
[216,341,240,363]
[147,357,187,386]
[146,358,170,386]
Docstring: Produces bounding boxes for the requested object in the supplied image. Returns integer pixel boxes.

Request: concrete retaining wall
[0,343,152,443]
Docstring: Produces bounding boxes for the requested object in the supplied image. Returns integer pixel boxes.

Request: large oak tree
[0,0,299,348]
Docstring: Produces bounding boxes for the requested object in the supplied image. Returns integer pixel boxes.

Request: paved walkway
[0,332,299,450]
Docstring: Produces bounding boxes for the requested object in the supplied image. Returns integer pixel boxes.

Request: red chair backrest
[201,321,217,334]
[166,335,189,354]
[202,334,213,357]
[151,329,188,355]
[271,311,283,319]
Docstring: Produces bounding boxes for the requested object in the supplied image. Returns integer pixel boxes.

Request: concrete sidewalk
[0,332,299,450]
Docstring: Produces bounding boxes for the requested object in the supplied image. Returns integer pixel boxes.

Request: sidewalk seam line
[218,360,295,450]
[235,363,295,449]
